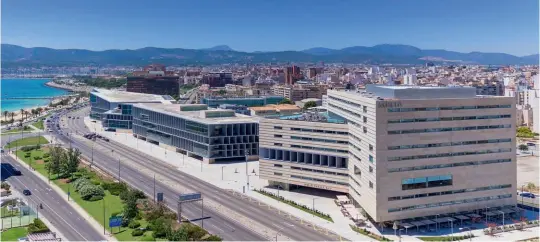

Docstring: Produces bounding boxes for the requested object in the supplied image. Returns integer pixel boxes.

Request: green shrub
[111,211,122,217]
[33,156,41,160]
[44,159,50,163]
[140,234,155,241]
[204,235,222,241]
[24,153,31,158]
[91,180,101,185]
[88,195,104,201]
[43,153,50,158]
[103,182,127,196]
[28,218,49,234]
[79,184,105,200]
[128,220,141,229]
[131,229,145,237]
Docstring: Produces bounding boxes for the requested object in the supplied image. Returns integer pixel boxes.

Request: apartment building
[327,85,516,223]
[259,112,349,193]
[271,85,327,102]
[132,103,259,163]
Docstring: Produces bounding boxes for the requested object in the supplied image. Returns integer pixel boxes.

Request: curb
[7,152,117,242]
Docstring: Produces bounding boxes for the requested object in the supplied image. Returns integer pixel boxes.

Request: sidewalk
[8,149,117,242]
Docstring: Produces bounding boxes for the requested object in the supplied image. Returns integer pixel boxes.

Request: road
[56,106,338,241]
[0,154,106,241]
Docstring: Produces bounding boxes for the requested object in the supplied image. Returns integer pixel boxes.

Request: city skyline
[2,0,539,56]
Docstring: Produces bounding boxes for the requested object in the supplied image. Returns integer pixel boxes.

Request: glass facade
[132,106,259,160]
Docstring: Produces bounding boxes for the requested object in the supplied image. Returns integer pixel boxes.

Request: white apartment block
[327,85,516,223]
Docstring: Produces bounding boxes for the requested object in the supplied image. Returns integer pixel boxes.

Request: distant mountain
[1,43,537,67]
[203,45,234,51]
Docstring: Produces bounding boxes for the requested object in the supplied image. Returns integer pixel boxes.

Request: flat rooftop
[92,88,174,103]
[133,103,257,125]
[361,84,479,100]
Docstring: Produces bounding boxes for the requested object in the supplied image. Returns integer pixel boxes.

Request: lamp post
[521,185,525,206]
[499,210,505,227]
[245,149,250,189]
[221,166,224,181]
[312,198,318,216]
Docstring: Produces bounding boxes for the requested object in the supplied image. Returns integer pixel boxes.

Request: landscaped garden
[1,227,28,241]
[254,188,333,222]
[33,120,45,130]
[13,140,221,241]
[5,136,49,149]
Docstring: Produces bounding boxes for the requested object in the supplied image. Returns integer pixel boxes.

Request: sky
[2,0,539,56]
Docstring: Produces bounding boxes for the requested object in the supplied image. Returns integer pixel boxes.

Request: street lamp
[245,149,250,189]
[521,185,525,206]
[312,198,318,215]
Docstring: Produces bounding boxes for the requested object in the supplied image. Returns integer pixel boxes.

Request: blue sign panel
[157,192,164,202]
[109,216,122,228]
[179,192,201,202]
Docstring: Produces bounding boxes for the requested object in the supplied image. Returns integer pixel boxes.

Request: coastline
[45,81,93,92]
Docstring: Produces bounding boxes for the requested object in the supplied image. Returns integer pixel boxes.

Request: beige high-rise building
[327,85,516,223]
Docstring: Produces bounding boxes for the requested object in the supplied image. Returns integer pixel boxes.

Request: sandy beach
[1,97,66,124]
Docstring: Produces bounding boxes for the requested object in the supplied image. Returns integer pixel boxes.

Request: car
[23,189,31,196]
[91,120,97,123]
[520,192,536,198]
[527,142,536,146]
[103,138,110,142]
[48,129,52,132]
[77,117,80,119]
[0,149,4,153]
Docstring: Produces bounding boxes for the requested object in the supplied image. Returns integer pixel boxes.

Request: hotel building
[259,112,350,193]
[327,85,516,222]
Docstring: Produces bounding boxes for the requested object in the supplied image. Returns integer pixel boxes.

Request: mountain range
[1,43,538,67]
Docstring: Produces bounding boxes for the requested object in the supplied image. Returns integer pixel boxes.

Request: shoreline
[45,81,93,92]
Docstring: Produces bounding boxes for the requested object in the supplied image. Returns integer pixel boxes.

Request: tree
[527,182,537,192]
[149,217,172,238]
[10,112,15,124]
[279,98,294,105]
[46,146,63,177]
[519,144,529,152]
[217,89,227,95]
[79,184,105,200]
[20,109,24,122]
[122,190,139,225]
[303,101,317,110]
[60,148,81,178]
[3,110,8,121]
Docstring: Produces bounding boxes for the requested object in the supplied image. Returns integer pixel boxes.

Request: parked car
[519,192,536,198]
[23,189,32,196]
[12,169,22,176]
[103,138,110,142]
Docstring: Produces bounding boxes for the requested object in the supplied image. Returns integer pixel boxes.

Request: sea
[1,78,69,112]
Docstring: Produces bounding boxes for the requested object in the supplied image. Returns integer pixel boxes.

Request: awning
[455,215,469,220]
[411,221,426,227]
[337,195,350,203]
[501,208,515,214]
[467,213,482,218]
[433,217,455,223]
[421,219,436,225]
[401,223,414,229]
[484,211,498,216]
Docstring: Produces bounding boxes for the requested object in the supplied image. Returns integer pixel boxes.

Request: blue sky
[2,0,539,55]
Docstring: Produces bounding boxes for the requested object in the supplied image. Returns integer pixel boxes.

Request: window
[273,164,283,167]
[369,166,373,173]
[363,127,368,134]
[363,117,368,123]
[363,106,367,113]
[369,144,373,151]
[369,155,374,163]
[274,143,283,146]
[274,134,283,138]
[274,126,283,129]
[354,166,361,176]
[274,172,283,176]
[369,181,374,189]
[402,175,452,190]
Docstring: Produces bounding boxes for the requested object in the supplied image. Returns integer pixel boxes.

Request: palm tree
[36,107,43,116]
[3,110,8,121]
[10,112,15,124]
[519,144,529,152]
[20,108,24,122]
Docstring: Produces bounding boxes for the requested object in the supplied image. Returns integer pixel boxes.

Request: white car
[48,129,52,132]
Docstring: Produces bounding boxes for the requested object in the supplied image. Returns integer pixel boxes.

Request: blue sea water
[1,79,68,112]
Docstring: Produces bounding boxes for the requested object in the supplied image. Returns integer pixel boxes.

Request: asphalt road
[56,107,338,241]
[0,154,106,241]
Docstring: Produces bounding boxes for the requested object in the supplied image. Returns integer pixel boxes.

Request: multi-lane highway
[54,106,338,241]
[1,154,106,241]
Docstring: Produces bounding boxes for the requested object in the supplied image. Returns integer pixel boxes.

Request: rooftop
[249,104,301,111]
[266,111,346,124]
[133,103,257,124]
[344,84,481,100]
[92,88,174,103]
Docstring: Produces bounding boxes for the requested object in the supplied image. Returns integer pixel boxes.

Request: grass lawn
[33,120,44,130]
[1,227,28,241]
[255,190,333,222]
[1,206,20,218]
[14,149,150,241]
[419,235,475,241]
[5,136,49,149]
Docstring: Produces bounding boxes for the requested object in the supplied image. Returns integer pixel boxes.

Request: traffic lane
[52,132,264,241]
[65,111,333,241]
[90,135,330,241]
[2,155,106,241]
